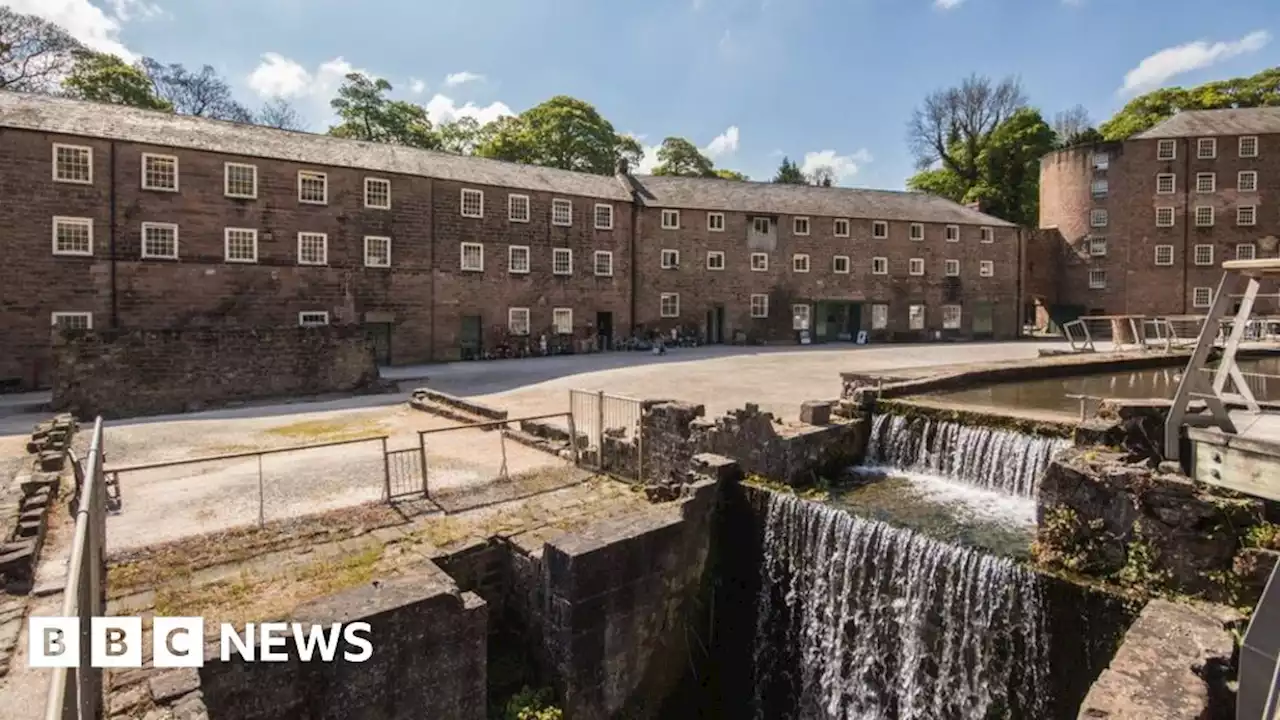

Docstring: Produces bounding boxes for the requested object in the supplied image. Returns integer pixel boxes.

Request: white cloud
[5,0,136,59]
[245,54,362,127]
[408,78,427,95]
[934,0,964,9]
[801,149,873,184]
[443,71,484,87]
[106,0,162,22]
[1121,30,1271,94]
[704,126,740,160]
[423,94,513,125]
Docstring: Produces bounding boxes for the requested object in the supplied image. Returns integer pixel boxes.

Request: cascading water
[865,413,1070,497]
[751,492,1050,720]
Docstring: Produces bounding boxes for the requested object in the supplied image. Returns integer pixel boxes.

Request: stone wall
[51,326,382,419]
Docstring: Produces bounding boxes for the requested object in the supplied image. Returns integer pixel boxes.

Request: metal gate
[570,389,643,482]
[384,440,428,500]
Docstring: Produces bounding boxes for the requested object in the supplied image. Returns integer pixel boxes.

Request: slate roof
[632,175,1017,227]
[1136,107,1280,140]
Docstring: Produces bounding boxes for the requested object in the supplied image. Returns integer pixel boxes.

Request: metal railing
[569,390,644,482]
[45,417,106,720]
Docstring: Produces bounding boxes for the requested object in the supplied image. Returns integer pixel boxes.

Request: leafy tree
[475,95,635,175]
[437,117,492,155]
[1100,67,1280,140]
[328,72,438,148]
[0,7,83,92]
[651,137,716,177]
[141,58,253,121]
[713,169,749,181]
[1052,105,1102,148]
[256,97,305,131]
[807,165,836,187]
[62,51,172,111]
[772,157,806,184]
[907,74,1026,184]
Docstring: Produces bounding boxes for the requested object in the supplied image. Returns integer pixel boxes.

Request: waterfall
[865,413,1069,497]
[751,492,1049,720]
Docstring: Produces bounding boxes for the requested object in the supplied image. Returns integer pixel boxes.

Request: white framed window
[552,308,573,335]
[834,219,850,237]
[53,144,93,184]
[298,311,330,327]
[871,257,888,275]
[594,250,614,276]
[1240,136,1259,158]
[1194,244,1214,266]
[1157,139,1177,161]
[461,188,484,218]
[51,312,92,331]
[909,304,925,330]
[1156,207,1175,227]
[793,217,810,236]
[942,305,962,329]
[1196,173,1216,194]
[551,198,573,227]
[1088,236,1107,257]
[1193,287,1213,308]
[297,171,327,204]
[750,252,768,272]
[1092,152,1110,171]
[364,236,391,267]
[1089,270,1106,289]
[871,304,889,330]
[1195,206,1215,227]
[980,260,994,277]
[1090,209,1108,227]
[224,163,257,198]
[909,223,924,241]
[141,153,179,191]
[1198,138,1217,159]
[1154,245,1174,266]
[660,293,680,318]
[792,253,810,272]
[508,194,530,223]
[945,259,960,277]
[752,216,770,234]
[749,294,769,319]
[364,177,391,209]
[908,258,925,276]
[980,227,994,243]
[872,221,888,239]
[1238,205,1257,227]
[1239,171,1258,192]
[141,222,178,259]
[508,308,530,336]
[594,203,614,230]
[1092,179,1109,197]
[52,217,93,256]
[508,245,530,274]
[832,255,850,274]
[224,227,257,263]
[552,248,573,275]
[708,212,726,232]
[945,225,960,242]
[792,304,811,331]
[460,242,484,271]
[661,209,680,229]
[661,249,680,269]
[1156,174,1176,194]
[297,232,328,265]
[1237,243,1257,261]
[707,251,725,270]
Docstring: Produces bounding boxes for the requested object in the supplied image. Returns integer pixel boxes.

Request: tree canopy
[651,137,716,177]
[0,8,81,92]
[474,95,639,175]
[141,58,252,121]
[772,157,806,184]
[1099,67,1280,140]
[328,72,437,148]
[62,51,171,111]
[714,169,749,181]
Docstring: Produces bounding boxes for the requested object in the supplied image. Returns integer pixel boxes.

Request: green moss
[874,399,1075,438]
[1245,522,1280,550]
[742,474,831,502]
[1113,524,1171,596]
[499,687,562,720]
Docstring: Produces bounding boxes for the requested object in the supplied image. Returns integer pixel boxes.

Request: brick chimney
[615,157,631,176]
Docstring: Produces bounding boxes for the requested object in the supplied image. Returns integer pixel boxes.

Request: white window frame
[793,217,810,236]
[833,218,850,237]
[660,293,680,318]
[1240,136,1259,158]
[1156,207,1175,228]
[224,163,258,199]
[52,216,93,257]
[508,194,531,223]
[945,225,960,242]
[140,222,179,260]
[461,188,484,218]
[1196,172,1216,194]
[52,144,93,184]
[593,250,614,277]
[1195,206,1215,228]
[1237,243,1257,261]
[1194,244,1214,266]
[364,236,391,268]
[792,253,810,273]
[1092,178,1109,197]
[508,308,531,336]
[298,311,330,327]
[942,305,962,330]
[460,242,484,272]
[508,245,530,274]
[224,227,258,263]
[1193,287,1213,309]
[1088,236,1107,257]
[1238,205,1257,227]
[792,304,811,331]
[750,252,769,272]
[871,257,888,275]
[909,223,924,241]
[1156,174,1176,194]
[552,247,573,275]
[552,308,573,335]
[1154,245,1174,266]
[706,251,725,271]
[1198,138,1217,159]
[1092,152,1110,171]
[979,260,994,277]
[708,212,726,232]
[661,249,680,269]
[1157,139,1177,161]
[594,203,614,230]
[297,170,328,205]
[296,232,328,266]
[832,255,850,274]
[908,304,925,331]
[551,198,573,227]
[749,294,769,319]
[1090,209,1108,227]
[141,153,179,192]
[871,304,889,330]
[908,258,925,276]
[1089,269,1107,289]
[661,209,680,229]
[364,177,391,209]
[752,216,770,234]
[872,221,888,239]
[1239,171,1258,192]
[980,227,994,243]
[51,312,93,330]
[945,259,961,277]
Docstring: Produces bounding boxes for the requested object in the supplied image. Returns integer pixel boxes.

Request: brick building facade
[0,92,1022,390]
[1037,107,1280,326]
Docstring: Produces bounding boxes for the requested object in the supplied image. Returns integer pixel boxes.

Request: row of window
[659,209,996,242]
[650,294,965,330]
[459,243,614,276]
[1089,204,1264,230]
[1155,136,1261,161]
[655,248,995,277]
[1084,237,1256,264]
[462,189,615,228]
[1153,171,1259,195]
[50,310,334,330]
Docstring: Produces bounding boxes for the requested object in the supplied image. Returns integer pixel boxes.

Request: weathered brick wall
[50,326,381,418]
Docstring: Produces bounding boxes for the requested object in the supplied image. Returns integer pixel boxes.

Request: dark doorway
[706,305,725,344]
[460,315,482,360]
[365,323,393,364]
[596,311,613,350]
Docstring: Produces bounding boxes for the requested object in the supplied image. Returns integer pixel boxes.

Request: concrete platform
[1189,411,1280,501]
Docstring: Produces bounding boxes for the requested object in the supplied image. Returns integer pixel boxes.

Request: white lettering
[221,623,255,662]
[342,622,373,662]
[28,618,79,668]
[259,622,289,662]
[90,617,142,667]
[291,624,342,662]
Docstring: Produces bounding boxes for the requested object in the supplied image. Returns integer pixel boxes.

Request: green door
[460,315,482,360]
[973,303,994,335]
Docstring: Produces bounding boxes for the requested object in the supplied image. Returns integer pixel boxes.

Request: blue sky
[12,0,1280,189]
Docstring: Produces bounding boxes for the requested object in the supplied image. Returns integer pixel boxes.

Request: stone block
[149,668,201,704]
[800,401,833,426]
[37,451,64,472]
[108,684,148,715]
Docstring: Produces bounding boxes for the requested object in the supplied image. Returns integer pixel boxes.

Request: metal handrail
[414,411,569,437]
[104,434,389,474]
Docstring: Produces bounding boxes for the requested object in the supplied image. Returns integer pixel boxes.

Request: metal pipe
[105,434,388,473]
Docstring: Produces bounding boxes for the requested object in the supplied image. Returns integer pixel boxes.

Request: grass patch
[264,417,387,443]
[296,545,385,596]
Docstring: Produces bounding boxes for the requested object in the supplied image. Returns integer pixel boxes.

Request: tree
[772,157,806,184]
[328,72,437,148]
[1052,105,1102,148]
[62,51,172,111]
[1100,67,1280,140]
[437,117,490,155]
[807,165,836,187]
[713,169,749,181]
[475,96,635,175]
[0,7,83,92]
[141,58,253,121]
[907,74,1026,184]
[651,137,716,177]
[256,97,305,131]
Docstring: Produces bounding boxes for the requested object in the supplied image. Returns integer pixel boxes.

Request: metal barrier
[569,390,644,482]
[45,417,106,720]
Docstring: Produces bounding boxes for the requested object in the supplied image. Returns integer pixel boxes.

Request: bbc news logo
[29,617,373,668]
